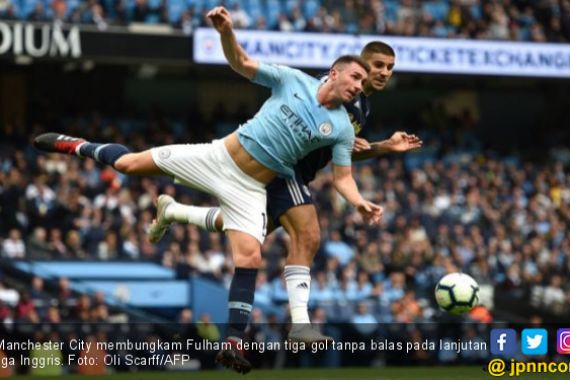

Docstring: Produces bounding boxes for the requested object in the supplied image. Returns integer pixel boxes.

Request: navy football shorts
[266,171,313,227]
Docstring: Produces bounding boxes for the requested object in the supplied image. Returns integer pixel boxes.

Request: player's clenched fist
[207,7,233,34]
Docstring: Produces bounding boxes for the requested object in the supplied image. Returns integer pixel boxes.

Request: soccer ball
[435,273,480,315]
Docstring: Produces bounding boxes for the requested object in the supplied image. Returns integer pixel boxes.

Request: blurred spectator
[178,9,198,35]
[0,281,19,307]
[49,228,68,258]
[72,294,92,321]
[196,313,220,343]
[57,277,75,318]
[16,291,39,322]
[122,231,140,259]
[1,1,18,20]
[51,0,67,23]
[277,13,294,32]
[2,229,25,259]
[351,302,378,336]
[30,276,50,310]
[28,1,48,22]
[26,175,56,229]
[133,0,152,22]
[468,305,493,323]
[65,230,88,259]
[229,2,251,29]
[97,231,118,260]
[46,306,62,323]
[324,230,354,266]
[89,4,109,31]
[291,7,307,31]
[27,227,52,259]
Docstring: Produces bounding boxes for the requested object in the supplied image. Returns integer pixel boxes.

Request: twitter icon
[522,329,548,355]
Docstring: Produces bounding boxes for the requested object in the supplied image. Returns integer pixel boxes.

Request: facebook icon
[491,329,517,356]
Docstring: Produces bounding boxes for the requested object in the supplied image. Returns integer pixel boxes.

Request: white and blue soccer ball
[435,273,480,315]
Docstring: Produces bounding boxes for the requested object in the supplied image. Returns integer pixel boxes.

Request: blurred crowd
[0,275,128,324]
[1,99,569,327]
[0,0,569,42]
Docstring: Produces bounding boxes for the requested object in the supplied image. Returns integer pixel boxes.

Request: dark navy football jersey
[295,92,370,183]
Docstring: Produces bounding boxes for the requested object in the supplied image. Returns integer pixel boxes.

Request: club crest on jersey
[319,122,332,136]
[158,148,171,159]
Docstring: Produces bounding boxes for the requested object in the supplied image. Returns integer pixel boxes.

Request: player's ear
[329,67,338,80]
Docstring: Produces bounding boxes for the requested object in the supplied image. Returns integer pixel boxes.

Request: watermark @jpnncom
[487,359,570,377]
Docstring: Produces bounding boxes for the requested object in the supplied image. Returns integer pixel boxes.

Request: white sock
[164,202,191,224]
[284,265,311,324]
[165,204,221,232]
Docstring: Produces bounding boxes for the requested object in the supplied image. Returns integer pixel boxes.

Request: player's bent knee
[234,250,262,268]
[114,152,161,175]
[114,155,136,174]
[227,230,263,268]
[244,253,262,268]
[214,214,224,231]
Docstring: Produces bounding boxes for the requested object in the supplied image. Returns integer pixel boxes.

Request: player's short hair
[331,55,370,73]
[361,41,396,59]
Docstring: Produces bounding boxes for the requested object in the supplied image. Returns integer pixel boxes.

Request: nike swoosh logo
[294,93,303,100]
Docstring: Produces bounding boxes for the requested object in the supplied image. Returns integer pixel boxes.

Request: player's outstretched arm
[332,165,383,225]
[352,132,422,161]
[207,6,258,80]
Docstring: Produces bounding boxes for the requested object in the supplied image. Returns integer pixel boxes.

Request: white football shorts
[150,139,268,243]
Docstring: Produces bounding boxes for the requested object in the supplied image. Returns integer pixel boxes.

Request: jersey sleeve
[251,62,287,88]
[252,62,305,89]
[331,120,355,167]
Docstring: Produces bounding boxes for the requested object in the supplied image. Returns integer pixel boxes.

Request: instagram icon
[557,329,570,354]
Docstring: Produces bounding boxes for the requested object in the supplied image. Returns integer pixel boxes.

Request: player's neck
[317,82,342,109]
[363,83,374,97]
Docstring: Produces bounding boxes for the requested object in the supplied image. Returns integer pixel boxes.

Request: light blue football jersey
[237,62,355,179]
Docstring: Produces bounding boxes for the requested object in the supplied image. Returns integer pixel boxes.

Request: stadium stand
[0,1,569,372]
[1,100,569,329]
[0,0,569,42]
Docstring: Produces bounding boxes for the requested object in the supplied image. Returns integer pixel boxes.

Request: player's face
[364,52,395,92]
[333,62,368,102]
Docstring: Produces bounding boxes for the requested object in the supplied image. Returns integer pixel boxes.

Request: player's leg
[280,204,320,267]
[279,204,331,342]
[215,230,261,374]
[33,133,163,176]
[266,175,331,342]
[113,151,163,176]
[280,204,320,327]
[267,177,317,323]
[226,230,262,338]
[148,196,222,243]
[206,152,267,374]
[157,173,320,331]
[149,201,283,243]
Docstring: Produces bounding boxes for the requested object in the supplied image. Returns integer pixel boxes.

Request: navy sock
[79,143,130,167]
[227,267,258,339]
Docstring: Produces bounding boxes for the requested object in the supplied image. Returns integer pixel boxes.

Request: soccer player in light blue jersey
[236,60,358,179]
[33,6,383,374]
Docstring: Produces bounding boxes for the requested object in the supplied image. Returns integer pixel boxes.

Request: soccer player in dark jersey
[149,41,420,343]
